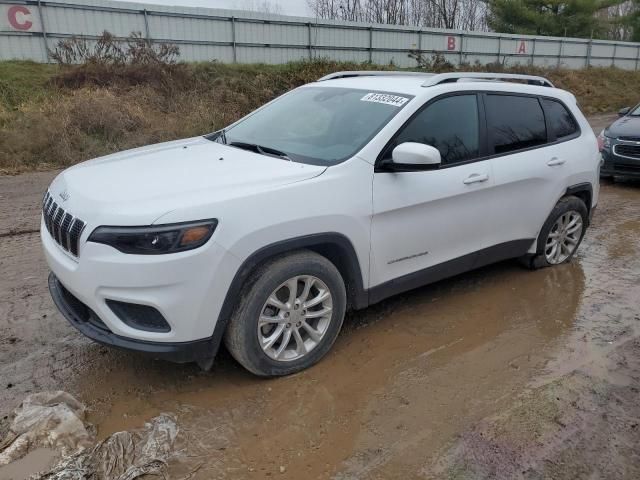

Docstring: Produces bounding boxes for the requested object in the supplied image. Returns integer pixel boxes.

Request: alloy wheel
[257,275,333,362]
[545,210,583,264]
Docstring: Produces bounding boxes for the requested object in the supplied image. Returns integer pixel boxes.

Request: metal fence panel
[591,42,616,58]
[0,0,639,70]
[0,33,46,60]
[43,3,144,36]
[469,37,501,54]
[325,48,369,63]
[147,15,231,42]
[177,43,233,63]
[534,40,561,56]
[373,30,418,51]
[313,26,368,49]
[237,21,307,46]
[616,44,637,59]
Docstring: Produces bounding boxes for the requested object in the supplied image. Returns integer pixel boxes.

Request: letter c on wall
[8,5,33,31]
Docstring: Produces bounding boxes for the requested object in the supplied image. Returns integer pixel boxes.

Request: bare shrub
[126,33,179,65]
[49,31,178,66]
[49,31,183,90]
[49,31,126,66]
[408,51,455,72]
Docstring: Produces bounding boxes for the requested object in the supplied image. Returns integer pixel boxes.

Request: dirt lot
[1,114,639,479]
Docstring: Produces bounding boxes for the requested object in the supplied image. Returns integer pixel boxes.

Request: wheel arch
[564,182,593,219]
[209,233,368,358]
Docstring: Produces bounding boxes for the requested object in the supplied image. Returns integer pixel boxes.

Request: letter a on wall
[517,40,527,54]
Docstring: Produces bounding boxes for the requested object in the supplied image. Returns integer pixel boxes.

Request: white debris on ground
[0,391,93,466]
[39,414,180,480]
[1,392,193,480]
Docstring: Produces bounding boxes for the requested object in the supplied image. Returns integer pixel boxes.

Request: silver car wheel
[257,275,333,362]
[545,210,583,265]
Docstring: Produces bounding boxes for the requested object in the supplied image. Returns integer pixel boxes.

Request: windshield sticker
[361,93,409,107]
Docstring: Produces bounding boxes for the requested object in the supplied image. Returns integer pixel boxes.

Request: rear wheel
[224,250,346,376]
[524,196,588,270]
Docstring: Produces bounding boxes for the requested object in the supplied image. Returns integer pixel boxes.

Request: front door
[370,93,501,292]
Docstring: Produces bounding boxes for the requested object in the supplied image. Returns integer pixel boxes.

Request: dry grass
[1,59,639,173]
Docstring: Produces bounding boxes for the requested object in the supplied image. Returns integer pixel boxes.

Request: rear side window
[541,98,579,139]
[388,94,480,165]
[486,95,547,155]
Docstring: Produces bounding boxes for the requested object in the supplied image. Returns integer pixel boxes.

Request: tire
[523,195,588,270]
[224,250,347,376]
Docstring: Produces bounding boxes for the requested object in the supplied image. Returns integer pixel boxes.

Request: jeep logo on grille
[59,190,70,202]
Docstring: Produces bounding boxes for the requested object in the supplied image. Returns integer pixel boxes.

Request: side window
[388,95,479,165]
[485,95,547,154]
[541,98,579,140]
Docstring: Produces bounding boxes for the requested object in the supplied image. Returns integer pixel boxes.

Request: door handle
[547,157,566,166]
[463,173,489,185]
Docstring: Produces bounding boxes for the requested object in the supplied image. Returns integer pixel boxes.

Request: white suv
[42,72,599,376]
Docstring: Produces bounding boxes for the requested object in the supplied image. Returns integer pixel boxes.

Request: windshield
[631,104,640,116]
[214,87,413,166]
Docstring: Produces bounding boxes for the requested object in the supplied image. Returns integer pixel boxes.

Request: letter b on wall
[447,36,457,51]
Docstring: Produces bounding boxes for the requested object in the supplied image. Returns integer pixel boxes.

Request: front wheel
[224,250,346,376]
[524,196,588,269]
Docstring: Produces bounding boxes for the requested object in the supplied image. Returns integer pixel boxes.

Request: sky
[118,0,313,17]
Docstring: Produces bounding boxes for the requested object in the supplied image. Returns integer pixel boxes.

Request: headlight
[88,219,217,254]
[597,130,611,151]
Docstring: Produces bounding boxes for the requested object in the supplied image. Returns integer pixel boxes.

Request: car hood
[605,115,640,139]
[48,137,326,225]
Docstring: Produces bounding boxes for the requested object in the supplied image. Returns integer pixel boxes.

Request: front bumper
[601,150,640,177]
[42,217,241,352]
[49,273,215,363]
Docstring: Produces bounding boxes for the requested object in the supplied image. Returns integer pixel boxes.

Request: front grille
[614,144,640,159]
[42,191,86,256]
[618,136,640,142]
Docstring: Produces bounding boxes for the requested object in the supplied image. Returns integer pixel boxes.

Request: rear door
[484,93,573,245]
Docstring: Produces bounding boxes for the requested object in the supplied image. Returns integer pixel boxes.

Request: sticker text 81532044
[360,93,409,107]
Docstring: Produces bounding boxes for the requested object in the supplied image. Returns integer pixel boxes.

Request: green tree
[484,0,623,38]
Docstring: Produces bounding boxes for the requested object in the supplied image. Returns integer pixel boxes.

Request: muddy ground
[1,114,639,479]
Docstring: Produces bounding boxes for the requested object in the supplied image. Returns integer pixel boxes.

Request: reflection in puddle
[76,259,586,478]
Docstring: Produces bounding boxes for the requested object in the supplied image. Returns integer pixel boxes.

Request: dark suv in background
[599,103,640,178]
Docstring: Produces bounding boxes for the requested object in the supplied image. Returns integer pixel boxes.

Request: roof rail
[421,72,554,88]
[317,70,435,82]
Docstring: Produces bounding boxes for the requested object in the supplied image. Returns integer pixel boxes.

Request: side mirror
[390,142,441,170]
[618,107,631,117]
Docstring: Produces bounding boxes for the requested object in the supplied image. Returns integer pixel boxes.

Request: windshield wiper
[228,141,292,161]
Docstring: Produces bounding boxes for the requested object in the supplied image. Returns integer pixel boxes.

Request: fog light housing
[106,300,171,333]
